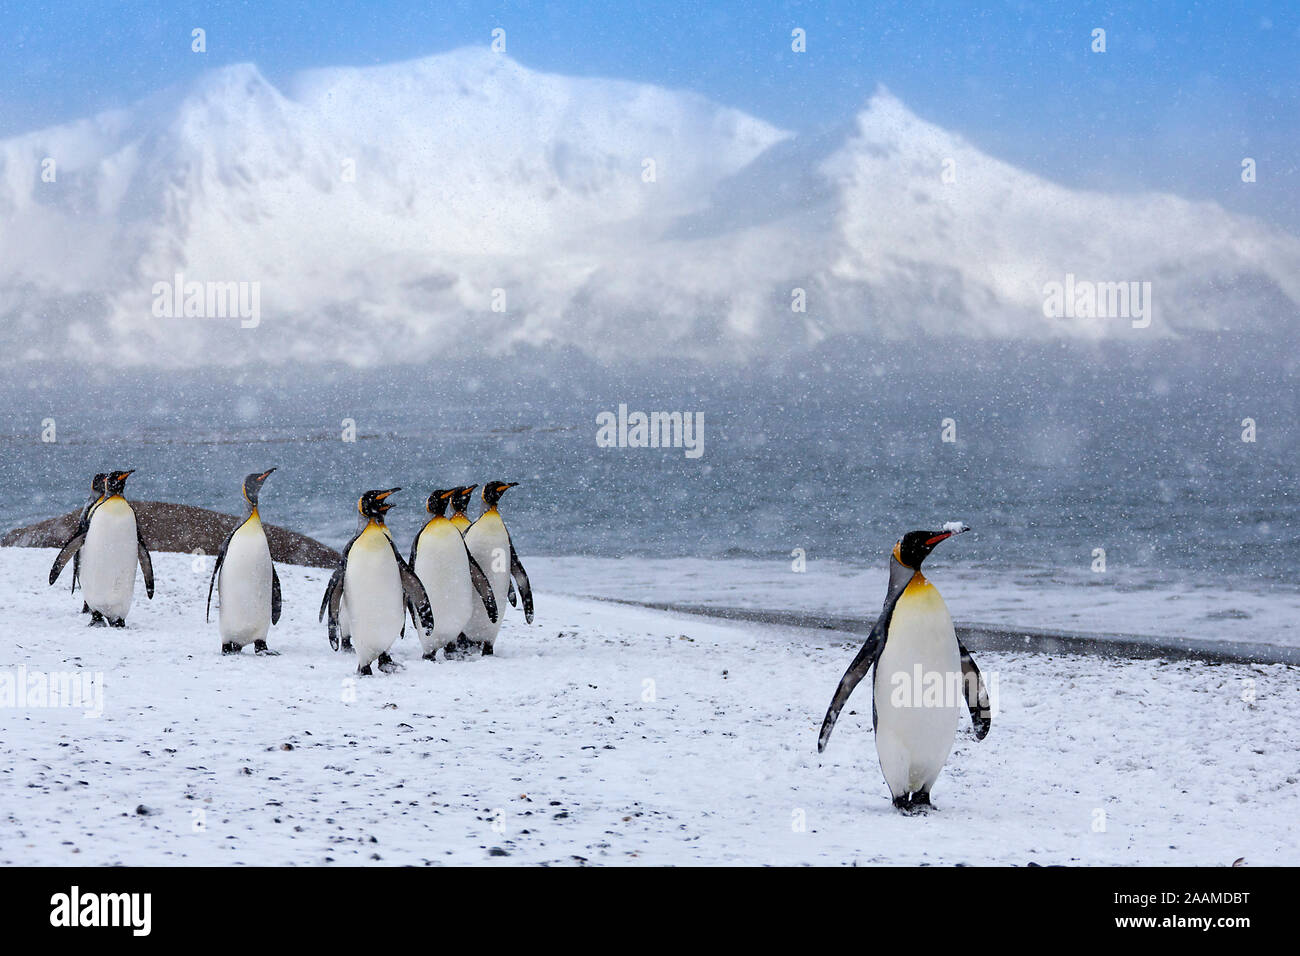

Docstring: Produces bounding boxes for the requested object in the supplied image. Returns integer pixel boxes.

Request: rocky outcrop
[1,501,340,569]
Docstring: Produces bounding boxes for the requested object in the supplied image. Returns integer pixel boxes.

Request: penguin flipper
[136,528,155,599]
[322,566,344,650]
[206,527,235,622]
[507,534,533,624]
[48,529,88,586]
[817,632,883,753]
[957,641,992,740]
[465,550,499,623]
[389,541,435,636]
[319,567,340,623]
[507,580,516,608]
[71,550,81,594]
[321,536,360,649]
[271,563,282,626]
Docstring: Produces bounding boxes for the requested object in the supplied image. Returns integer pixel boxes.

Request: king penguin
[207,469,282,656]
[461,481,533,656]
[49,469,154,627]
[448,485,475,534]
[72,472,108,611]
[409,488,498,660]
[319,489,435,675]
[817,525,991,812]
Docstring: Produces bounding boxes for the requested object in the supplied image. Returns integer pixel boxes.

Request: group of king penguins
[47,469,988,812]
[48,470,533,677]
[318,480,533,675]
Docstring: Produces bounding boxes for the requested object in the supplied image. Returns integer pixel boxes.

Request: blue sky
[1,0,1297,228]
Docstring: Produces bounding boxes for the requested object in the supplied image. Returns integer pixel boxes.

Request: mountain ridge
[0,49,1296,367]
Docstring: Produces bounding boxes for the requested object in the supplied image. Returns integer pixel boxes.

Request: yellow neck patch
[903,571,935,595]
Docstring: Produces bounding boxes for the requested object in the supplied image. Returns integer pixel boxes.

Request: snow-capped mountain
[1,48,1296,367]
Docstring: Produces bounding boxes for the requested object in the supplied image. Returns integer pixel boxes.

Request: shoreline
[578,596,1300,667]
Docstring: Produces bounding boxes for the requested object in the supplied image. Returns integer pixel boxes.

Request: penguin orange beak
[259,467,276,480]
[115,469,135,481]
[440,489,457,500]
[925,526,969,546]
[374,488,400,500]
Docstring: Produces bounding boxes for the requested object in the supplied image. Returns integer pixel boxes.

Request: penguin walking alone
[409,489,498,660]
[72,473,108,611]
[206,469,282,656]
[319,489,435,675]
[49,469,154,627]
[461,481,533,656]
[817,525,991,813]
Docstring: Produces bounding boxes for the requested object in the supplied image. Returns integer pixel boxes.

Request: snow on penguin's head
[895,522,969,569]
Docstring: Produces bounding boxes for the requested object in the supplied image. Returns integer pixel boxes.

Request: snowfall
[1,546,1297,866]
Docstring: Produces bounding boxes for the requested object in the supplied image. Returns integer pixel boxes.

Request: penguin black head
[91,473,108,497]
[105,469,135,497]
[358,488,400,523]
[895,524,969,570]
[450,485,476,514]
[426,488,455,517]
[242,468,276,508]
[482,480,519,509]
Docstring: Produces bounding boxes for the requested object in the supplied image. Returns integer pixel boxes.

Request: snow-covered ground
[1,547,1297,866]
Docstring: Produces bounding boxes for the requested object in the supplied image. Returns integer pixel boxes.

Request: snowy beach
[2,547,1296,866]
[529,556,1300,655]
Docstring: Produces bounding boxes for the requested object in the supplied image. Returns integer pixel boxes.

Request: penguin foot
[254,640,279,656]
[453,636,484,656]
[221,642,242,655]
[377,653,402,674]
[422,650,440,662]
[81,602,91,615]
[892,792,934,815]
[481,643,494,657]
[357,663,373,676]
[341,637,354,652]
[88,611,106,627]
[108,618,126,628]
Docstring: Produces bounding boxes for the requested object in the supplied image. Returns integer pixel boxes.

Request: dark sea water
[1,337,1296,589]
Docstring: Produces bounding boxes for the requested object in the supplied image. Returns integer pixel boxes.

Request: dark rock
[2,501,340,568]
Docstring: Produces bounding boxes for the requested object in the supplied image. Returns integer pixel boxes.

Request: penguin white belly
[80,497,138,620]
[414,523,473,653]
[873,577,962,798]
[463,514,510,647]
[218,519,272,646]
[343,530,405,668]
